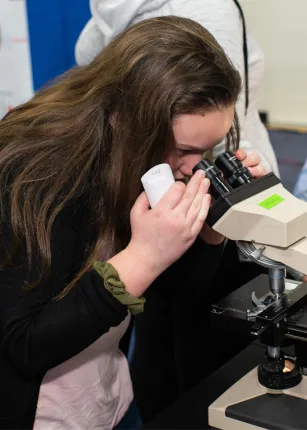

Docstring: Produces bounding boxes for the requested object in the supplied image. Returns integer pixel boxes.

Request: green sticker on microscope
[259,194,284,210]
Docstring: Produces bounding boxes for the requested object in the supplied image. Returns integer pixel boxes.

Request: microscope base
[209,367,307,430]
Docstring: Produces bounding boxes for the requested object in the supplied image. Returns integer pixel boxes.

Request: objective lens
[215,151,252,188]
[193,159,232,200]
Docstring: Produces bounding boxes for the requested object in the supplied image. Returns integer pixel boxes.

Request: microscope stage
[211,274,307,341]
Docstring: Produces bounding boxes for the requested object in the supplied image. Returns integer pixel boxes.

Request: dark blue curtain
[26,0,91,90]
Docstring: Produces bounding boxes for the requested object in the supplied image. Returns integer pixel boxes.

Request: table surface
[142,342,267,430]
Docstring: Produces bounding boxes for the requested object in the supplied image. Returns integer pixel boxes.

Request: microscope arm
[253,237,307,277]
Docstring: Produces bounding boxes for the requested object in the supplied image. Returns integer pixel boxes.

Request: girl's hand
[235,149,267,178]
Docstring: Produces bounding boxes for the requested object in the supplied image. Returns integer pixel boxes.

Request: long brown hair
[0,16,241,295]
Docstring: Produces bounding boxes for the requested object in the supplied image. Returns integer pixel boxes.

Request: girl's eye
[177,149,191,156]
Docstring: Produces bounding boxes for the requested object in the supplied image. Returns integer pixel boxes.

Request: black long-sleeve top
[0,197,224,429]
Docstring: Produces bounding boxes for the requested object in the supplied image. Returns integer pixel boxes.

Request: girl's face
[167,105,235,180]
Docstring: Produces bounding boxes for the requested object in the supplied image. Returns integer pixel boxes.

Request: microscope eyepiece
[215,151,252,188]
[193,159,232,200]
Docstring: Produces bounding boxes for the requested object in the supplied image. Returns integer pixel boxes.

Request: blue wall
[26,0,91,91]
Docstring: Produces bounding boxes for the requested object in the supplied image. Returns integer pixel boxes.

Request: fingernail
[235,150,244,160]
[197,170,206,178]
[204,178,210,186]
[205,194,211,204]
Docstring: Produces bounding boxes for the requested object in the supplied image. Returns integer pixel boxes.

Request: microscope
[192,152,307,430]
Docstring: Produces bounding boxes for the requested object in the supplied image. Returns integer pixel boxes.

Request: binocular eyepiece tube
[193,151,253,200]
[215,151,253,188]
[192,159,232,201]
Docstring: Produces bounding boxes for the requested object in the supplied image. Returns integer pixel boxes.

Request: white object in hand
[141,164,175,208]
